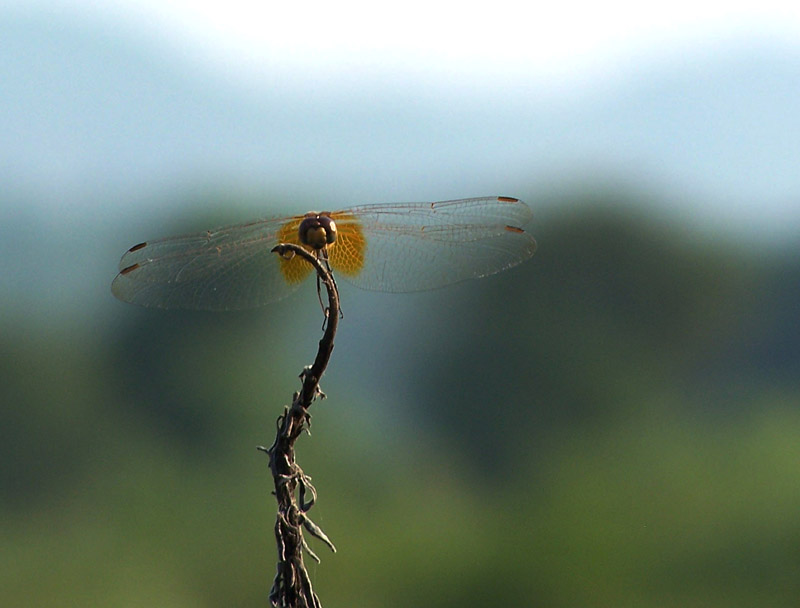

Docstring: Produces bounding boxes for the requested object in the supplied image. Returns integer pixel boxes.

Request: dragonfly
[111,196,536,311]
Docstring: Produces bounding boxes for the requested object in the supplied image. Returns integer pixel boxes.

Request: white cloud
[21,0,800,81]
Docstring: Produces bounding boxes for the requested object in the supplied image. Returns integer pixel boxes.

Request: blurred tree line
[1,187,798,607]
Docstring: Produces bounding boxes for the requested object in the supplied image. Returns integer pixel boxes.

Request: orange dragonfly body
[112,196,536,311]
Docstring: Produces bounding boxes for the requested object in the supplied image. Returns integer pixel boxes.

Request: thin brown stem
[260,243,339,608]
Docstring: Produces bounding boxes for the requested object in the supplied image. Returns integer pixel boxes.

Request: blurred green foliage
[1,188,798,607]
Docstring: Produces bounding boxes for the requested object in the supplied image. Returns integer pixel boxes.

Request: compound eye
[298,214,337,250]
[324,218,337,244]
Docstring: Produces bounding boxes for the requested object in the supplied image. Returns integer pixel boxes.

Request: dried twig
[258,243,339,608]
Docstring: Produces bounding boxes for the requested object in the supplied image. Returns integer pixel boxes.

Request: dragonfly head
[299,212,338,250]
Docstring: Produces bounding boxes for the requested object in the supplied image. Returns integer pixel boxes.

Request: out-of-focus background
[2,1,799,606]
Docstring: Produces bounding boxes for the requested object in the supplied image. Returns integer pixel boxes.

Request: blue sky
[4,4,800,225]
[2,2,800,319]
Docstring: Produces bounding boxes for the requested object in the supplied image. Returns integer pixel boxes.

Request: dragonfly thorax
[298,213,337,250]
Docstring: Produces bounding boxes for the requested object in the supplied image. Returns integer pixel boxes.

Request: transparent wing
[111,216,305,310]
[332,196,536,292]
[111,196,536,310]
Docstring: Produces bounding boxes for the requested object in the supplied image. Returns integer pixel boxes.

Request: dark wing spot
[498,196,519,203]
[504,225,525,234]
[119,263,140,275]
[128,242,147,252]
